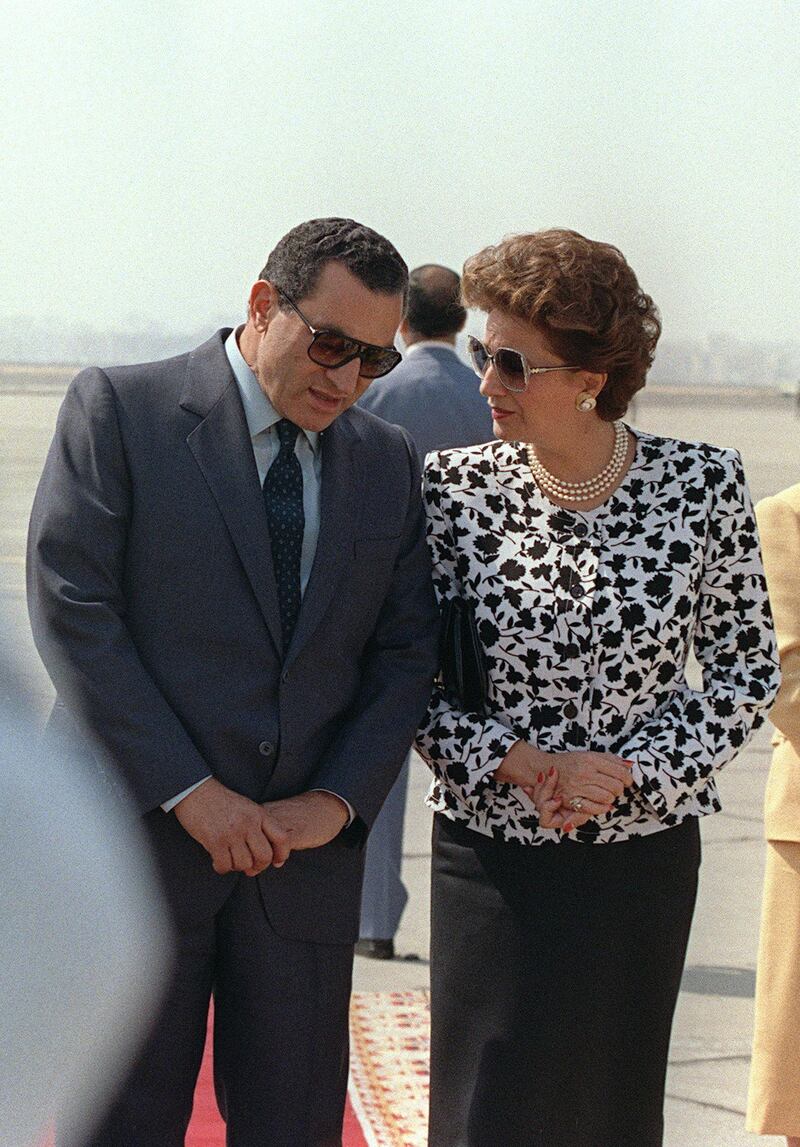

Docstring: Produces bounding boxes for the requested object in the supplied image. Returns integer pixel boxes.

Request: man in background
[357,263,493,958]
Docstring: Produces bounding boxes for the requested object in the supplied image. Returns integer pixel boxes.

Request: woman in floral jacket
[416,229,780,1147]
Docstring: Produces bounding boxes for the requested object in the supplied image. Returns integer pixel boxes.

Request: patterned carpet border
[348,990,430,1147]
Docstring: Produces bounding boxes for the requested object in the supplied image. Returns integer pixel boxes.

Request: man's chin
[298,389,349,430]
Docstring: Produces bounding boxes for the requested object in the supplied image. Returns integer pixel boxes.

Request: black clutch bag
[439,597,489,715]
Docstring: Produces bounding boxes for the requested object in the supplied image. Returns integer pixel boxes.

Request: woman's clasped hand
[495,740,635,830]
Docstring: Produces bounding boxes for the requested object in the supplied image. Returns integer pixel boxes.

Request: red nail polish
[563,822,574,833]
[537,772,544,783]
[548,766,555,777]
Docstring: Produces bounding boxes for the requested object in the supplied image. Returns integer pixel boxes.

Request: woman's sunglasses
[467,335,581,394]
[275,286,402,379]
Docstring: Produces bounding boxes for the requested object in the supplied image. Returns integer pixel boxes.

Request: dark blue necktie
[263,419,304,653]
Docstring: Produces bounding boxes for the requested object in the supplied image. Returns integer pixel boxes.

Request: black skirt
[429,814,701,1147]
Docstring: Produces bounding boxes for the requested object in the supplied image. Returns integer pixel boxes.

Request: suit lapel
[284,413,362,667]
[180,332,283,654]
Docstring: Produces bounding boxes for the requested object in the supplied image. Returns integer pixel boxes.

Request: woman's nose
[479,363,504,397]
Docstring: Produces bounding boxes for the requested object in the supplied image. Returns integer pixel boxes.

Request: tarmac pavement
[3,381,799,1146]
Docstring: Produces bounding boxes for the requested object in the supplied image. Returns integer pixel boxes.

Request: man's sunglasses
[467,335,581,394]
[274,286,402,379]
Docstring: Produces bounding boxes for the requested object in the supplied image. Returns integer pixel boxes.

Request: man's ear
[248,280,280,331]
[398,317,412,342]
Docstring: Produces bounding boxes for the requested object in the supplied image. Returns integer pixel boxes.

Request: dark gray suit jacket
[27,330,439,943]
[359,344,494,465]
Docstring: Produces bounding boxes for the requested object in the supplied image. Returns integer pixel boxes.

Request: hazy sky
[2,1,798,343]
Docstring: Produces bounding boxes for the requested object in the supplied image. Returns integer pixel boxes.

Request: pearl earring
[576,392,596,412]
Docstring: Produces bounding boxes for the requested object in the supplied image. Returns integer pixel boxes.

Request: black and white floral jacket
[415,430,781,844]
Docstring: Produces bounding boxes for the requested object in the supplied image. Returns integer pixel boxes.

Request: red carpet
[185,1005,369,1146]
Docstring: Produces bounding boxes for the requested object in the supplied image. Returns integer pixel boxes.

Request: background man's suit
[361,342,493,465]
[358,341,493,946]
[27,328,438,1145]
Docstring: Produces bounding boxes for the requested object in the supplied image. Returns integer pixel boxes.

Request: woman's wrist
[494,740,551,786]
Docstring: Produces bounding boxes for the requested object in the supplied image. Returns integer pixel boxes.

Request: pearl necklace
[525,421,629,503]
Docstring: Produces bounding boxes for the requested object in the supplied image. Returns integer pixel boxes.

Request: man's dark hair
[260,217,408,305]
[405,264,467,338]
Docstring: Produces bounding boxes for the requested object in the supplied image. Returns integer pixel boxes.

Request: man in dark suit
[356,264,493,959]
[27,218,439,1147]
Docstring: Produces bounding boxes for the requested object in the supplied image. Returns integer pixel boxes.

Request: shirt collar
[405,339,460,358]
[225,327,320,453]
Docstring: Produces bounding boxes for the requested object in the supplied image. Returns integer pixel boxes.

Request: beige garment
[757,486,800,840]
[747,840,800,1135]
[747,485,800,1135]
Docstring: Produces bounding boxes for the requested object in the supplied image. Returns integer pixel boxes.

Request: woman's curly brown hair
[462,229,661,420]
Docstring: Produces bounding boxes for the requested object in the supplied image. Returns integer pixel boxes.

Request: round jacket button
[570,582,584,598]
[573,523,589,538]
[258,740,274,758]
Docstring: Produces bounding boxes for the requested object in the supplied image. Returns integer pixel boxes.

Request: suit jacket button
[258,740,274,758]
